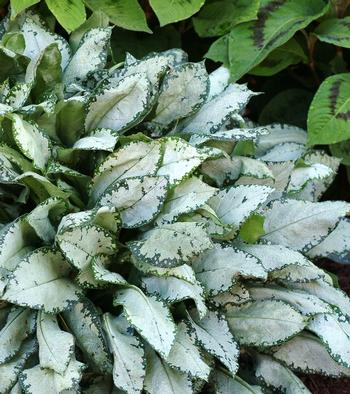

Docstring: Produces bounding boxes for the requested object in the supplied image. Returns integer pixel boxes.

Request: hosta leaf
[248,284,332,316]
[114,287,176,358]
[144,348,192,394]
[45,0,86,33]
[226,300,307,347]
[128,222,212,268]
[157,138,209,186]
[262,199,350,252]
[103,313,145,394]
[165,322,210,380]
[2,247,82,313]
[97,176,168,228]
[314,17,350,49]
[90,140,162,203]
[187,309,239,375]
[56,224,117,270]
[208,185,272,229]
[142,275,207,318]
[254,353,311,394]
[155,176,217,225]
[212,371,264,394]
[37,311,74,374]
[150,0,204,26]
[85,74,152,132]
[152,62,209,126]
[273,332,350,377]
[20,356,85,393]
[62,300,112,374]
[308,313,350,368]
[181,83,257,134]
[21,16,70,69]
[11,114,51,170]
[63,28,111,86]
[308,74,350,145]
[193,244,266,295]
[0,306,36,364]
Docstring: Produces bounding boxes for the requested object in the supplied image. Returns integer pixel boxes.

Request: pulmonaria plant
[0,12,350,394]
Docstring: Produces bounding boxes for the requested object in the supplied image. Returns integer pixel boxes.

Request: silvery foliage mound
[0,12,350,394]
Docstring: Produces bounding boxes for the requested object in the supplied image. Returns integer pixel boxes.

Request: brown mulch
[300,260,350,394]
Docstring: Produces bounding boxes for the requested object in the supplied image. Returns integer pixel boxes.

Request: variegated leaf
[212,370,264,394]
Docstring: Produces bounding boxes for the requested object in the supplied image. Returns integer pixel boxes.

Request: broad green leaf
[149,0,205,26]
[45,0,86,32]
[308,74,350,145]
[262,199,350,252]
[10,0,40,18]
[114,287,176,358]
[239,213,265,244]
[155,176,217,225]
[226,300,307,347]
[330,139,350,166]
[20,356,85,393]
[85,74,152,132]
[0,306,35,364]
[128,222,212,268]
[63,27,111,86]
[248,284,332,316]
[144,348,192,394]
[56,223,117,270]
[308,313,350,368]
[315,17,350,48]
[62,300,112,374]
[255,353,311,394]
[2,247,82,313]
[212,370,264,394]
[90,140,162,203]
[193,244,266,295]
[187,309,239,375]
[11,114,51,170]
[152,62,209,126]
[165,322,210,380]
[97,176,168,228]
[208,185,272,229]
[37,311,74,374]
[273,332,350,377]
[142,275,207,318]
[209,0,329,81]
[84,0,151,33]
[193,0,260,37]
[103,313,145,394]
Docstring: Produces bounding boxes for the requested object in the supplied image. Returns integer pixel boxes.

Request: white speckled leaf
[193,244,266,295]
[207,66,230,101]
[287,163,333,193]
[212,370,265,394]
[226,300,307,347]
[114,287,176,358]
[128,222,213,268]
[37,311,74,374]
[103,313,145,394]
[187,309,239,375]
[97,176,168,228]
[262,199,350,252]
[269,263,329,283]
[64,28,111,86]
[85,74,152,132]
[152,62,209,126]
[72,128,118,152]
[92,254,127,285]
[258,142,306,162]
[4,83,32,109]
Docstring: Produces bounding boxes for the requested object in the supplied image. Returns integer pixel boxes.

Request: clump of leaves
[1,11,350,394]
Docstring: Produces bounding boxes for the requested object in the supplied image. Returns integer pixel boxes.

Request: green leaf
[330,139,350,166]
[193,0,260,37]
[84,0,151,33]
[239,213,265,243]
[128,222,213,268]
[308,73,350,145]
[85,74,152,133]
[114,287,176,358]
[2,247,82,313]
[97,176,169,228]
[10,0,40,18]
[37,311,74,374]
[103,313,145,394]
[207,0,328,81]
[45,0,86,32]
[149,0,205,26]
[314,17,350,48]
[226,300,307,347]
